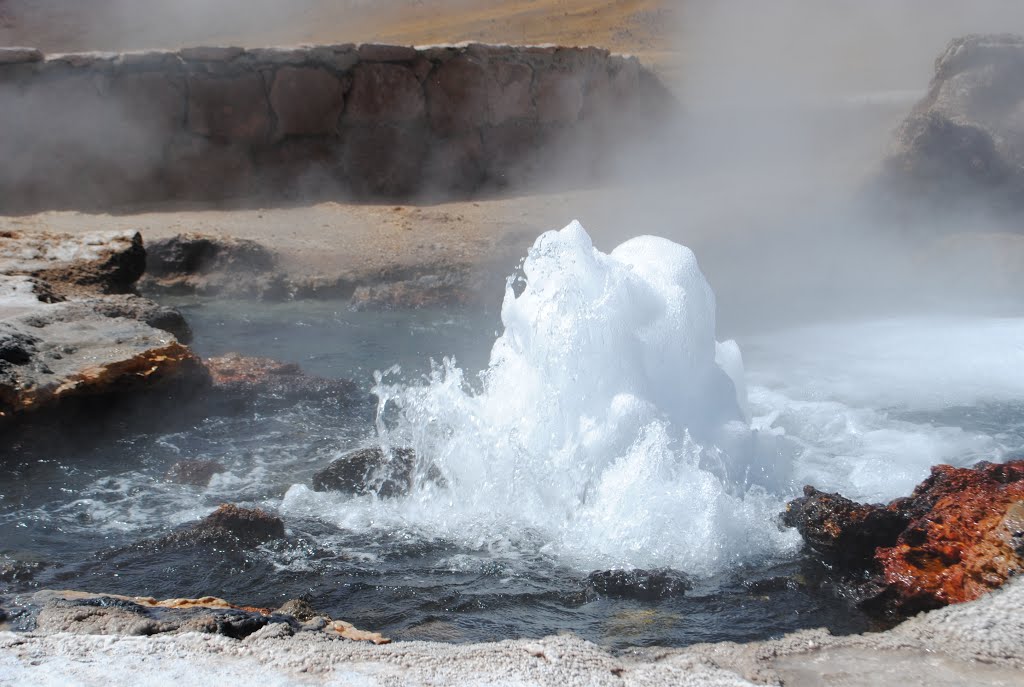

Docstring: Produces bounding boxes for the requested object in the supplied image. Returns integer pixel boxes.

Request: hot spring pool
[2,223,1023,649]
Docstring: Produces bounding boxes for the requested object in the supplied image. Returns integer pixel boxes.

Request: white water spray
[315,221,800,574]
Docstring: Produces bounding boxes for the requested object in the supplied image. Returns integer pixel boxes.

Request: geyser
[286,222,800,575]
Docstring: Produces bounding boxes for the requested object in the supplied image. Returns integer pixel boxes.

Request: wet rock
[312,447,444,498]
[179,46,245,62]
[784,460,1024,616]
[275,598,321,621]
[782,486,909,566]
[0,559,47,584]
[160,504,286,549]
[0,230,145,298]
[165,460,227,487]
[203,353,362,409]
[356,44,418,63]
[0,304,205,420]
[586,569,691,601]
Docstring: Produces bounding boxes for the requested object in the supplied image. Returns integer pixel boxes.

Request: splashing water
[306,221,802,575]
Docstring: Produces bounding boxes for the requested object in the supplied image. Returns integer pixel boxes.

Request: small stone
[166,460,226,487]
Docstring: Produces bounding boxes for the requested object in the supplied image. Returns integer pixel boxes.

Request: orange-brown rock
[875,462,1024,613]
[784,460,1024,616]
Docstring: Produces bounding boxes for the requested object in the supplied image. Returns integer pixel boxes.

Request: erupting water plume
[292,221,801,575]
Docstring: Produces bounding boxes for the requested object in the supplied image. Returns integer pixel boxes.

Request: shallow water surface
[2,296,1023,648]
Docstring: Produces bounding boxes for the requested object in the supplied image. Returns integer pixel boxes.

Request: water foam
[283,222,801,575]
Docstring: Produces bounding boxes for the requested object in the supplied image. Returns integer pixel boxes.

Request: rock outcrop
[27,589,389,643]
[877,34,1024,215]
[0,231,203,427]
[784,460,1024,616]
[0,43,673,210]
[142,233,286,298]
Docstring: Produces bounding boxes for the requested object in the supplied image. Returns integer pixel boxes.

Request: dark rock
[345,62,424,123]
[0,47,43,64]
[142,233,279,297]
[82,294,193,344]
[270,67,345,138]
[166,460,226,487]
[160,504,286,549]
[146,233,276,277]
[312,447,444,498]
[781,486,908,566]
[187,72,271,142]
[586,568,691,601]
[0,559,47,583]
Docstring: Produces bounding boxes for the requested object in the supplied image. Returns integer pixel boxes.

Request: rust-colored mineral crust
[785,460,1024,615]
[875,462,1024,612]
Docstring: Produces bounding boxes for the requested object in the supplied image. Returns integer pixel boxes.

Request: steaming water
[2,222,1023,647]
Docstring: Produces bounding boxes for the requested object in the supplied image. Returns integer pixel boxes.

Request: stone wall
[0,43,672,210]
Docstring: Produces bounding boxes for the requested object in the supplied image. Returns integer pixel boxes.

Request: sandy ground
[2,578,1023,686]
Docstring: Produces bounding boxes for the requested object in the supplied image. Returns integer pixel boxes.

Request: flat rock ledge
[0,230,202,424]
[1,578,1021,686]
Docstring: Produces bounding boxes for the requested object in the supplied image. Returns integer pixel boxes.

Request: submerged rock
[586,569,691,601]
[157,504,285,549]
[165,460,227,487]
[203,352,363,410]
[312,446,445,498]
[784,460,1024,616]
